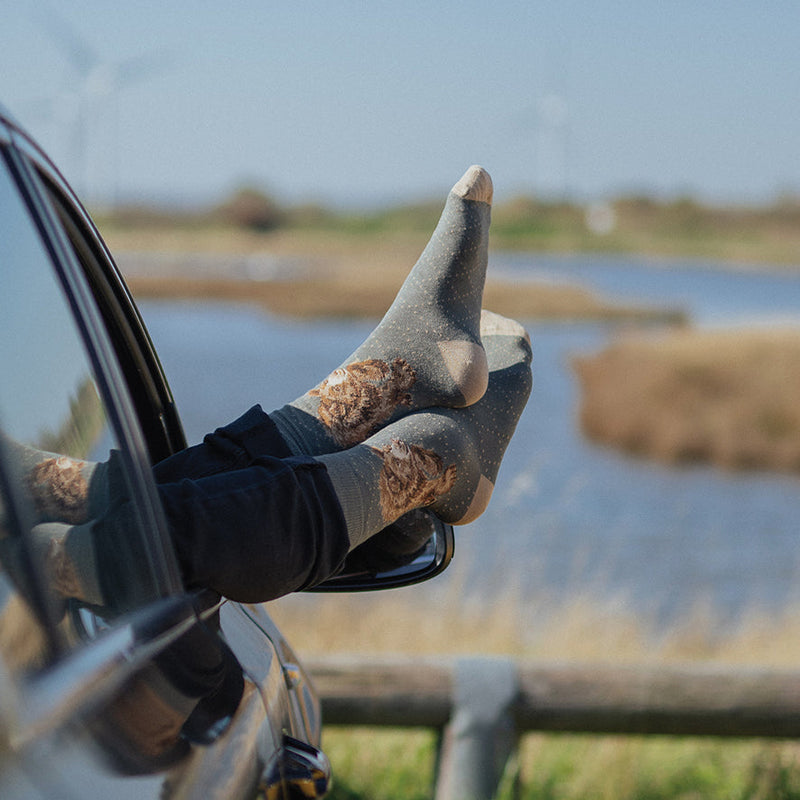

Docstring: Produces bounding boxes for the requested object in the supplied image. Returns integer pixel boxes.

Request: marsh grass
[573,328,800,474]
[121,262,683,325]
[269,578,800,665]
[107,223,685,323]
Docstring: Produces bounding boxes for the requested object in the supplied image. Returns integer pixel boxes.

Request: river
[138,252,800,635]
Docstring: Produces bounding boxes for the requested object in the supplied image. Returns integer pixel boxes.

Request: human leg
[148,313,530,602]
[0,431,107,526]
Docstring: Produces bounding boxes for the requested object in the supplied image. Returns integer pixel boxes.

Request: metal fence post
[435,657,519,800]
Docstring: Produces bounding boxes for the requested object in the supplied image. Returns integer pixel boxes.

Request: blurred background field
[101,184,800,267]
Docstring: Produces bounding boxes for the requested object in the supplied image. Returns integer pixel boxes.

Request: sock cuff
[315,447,382,550]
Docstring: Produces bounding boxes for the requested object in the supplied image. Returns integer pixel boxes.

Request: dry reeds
[573,327,800,473]
[112,225,683,323]
[266,581,800,666]
[125,269,683,324]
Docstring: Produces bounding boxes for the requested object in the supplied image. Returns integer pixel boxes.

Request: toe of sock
[452,165,493,205]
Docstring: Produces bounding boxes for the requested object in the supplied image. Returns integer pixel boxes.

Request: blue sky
[2,1,799,209]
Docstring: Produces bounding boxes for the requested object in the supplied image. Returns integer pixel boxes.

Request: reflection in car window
[0,156,162,678]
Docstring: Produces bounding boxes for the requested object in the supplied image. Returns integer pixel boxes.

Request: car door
[0,113,327,799]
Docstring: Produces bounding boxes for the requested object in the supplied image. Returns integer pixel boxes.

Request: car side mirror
[308,510,454,592]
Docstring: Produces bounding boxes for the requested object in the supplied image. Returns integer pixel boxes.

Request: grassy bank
[573,327,800,473]
[489,197,800,267]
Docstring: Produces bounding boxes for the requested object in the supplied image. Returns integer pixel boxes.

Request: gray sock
[271,165,493,455]
[1,433,105,525]
[31,521,104,605]
[319,312,531,548]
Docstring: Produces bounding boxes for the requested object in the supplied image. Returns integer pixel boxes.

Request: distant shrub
[214,186,286,231]
[285,202,336,227]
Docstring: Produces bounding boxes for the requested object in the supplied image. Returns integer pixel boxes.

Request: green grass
[323,728,438,800]
[322,729,800,800]
[516,736,800,800]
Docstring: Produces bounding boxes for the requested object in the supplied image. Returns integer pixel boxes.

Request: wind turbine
[34,7,169,206]
[508,91,571,201]
[536,93,569,200]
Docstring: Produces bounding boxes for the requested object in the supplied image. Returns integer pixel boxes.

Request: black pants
[152,406,349,603]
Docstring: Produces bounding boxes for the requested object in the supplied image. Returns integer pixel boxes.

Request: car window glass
[0,158,161,678]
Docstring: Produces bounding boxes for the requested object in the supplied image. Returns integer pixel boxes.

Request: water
[496,252,800,326]
[139,253,800,634]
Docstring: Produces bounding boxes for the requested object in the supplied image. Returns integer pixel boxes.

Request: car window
[37,171,187,466]
[0,155,165,678]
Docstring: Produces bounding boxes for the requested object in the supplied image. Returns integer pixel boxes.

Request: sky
[2,1,799,210]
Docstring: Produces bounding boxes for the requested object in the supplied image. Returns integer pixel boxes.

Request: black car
[0,106,453,799]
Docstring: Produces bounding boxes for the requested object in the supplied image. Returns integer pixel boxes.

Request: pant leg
[150,406,350,602]
[152,405,293,483]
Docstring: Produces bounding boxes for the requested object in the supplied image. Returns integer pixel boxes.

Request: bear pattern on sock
[44,533,87,599]
[27,456,90,524]
[371,437,457,522]
[310,358,417,448]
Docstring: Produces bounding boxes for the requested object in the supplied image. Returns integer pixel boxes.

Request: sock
[31,521,105,605]
[271,165,493,455]
[1,433,107,525]
[318,312,531,548]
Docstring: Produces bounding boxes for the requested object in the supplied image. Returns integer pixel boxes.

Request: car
[0,105,454,799]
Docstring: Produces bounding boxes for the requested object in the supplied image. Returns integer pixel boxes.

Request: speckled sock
[0,433,106,525]
[31,521,105,605]
[318,312,532,548]
[271,165,493,456]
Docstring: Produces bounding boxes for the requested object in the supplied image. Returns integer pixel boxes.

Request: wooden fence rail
[308,656,800,800]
